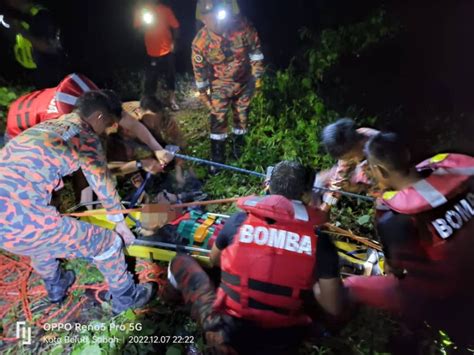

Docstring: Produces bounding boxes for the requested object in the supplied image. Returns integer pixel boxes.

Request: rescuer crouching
[0,90,156,315]
[165,161,345,354]
[344,132,474,348]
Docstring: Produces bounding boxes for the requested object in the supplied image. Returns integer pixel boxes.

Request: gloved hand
[199,92,212,110]
[115,220,136,246]
[154,149,174,166]
[142,158,165,175]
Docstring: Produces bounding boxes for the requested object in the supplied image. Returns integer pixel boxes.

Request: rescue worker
[122,95,186,149]
[5,73,174,165]
[166,161,343,354]
[344,133,474,347]
[111,95,187,185]
[134,0,180,110]
[0,90,154,314]
[316,118,379,211]
[2,0,65,87]
[195,0,240,32]
[192,0,264,171]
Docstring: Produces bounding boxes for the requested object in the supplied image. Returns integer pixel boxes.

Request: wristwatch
[136,160,143,170]
[323,193,338,206]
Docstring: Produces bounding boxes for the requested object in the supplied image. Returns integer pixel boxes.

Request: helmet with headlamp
[197,0,229,21]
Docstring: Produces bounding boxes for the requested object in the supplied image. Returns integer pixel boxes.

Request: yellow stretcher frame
[79,209,383,273]
[79,209,212,267]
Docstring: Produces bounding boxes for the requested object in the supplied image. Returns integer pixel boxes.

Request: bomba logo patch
[431,192,474,239]
[194,54,204,63]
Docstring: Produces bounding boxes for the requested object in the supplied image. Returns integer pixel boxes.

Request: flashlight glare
[142,12,154,25]
[217,10,227,21]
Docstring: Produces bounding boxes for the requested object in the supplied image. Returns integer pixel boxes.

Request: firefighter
[5,73,174,166]
[109,95,187,186]
[166,161,344,354]
[2,0,65,87]
[122,95,186,150]
[0,90,155,314]
[192,0,264,171]
[344,133,474,347]
[315,118,379,211]
[135,0,180,111]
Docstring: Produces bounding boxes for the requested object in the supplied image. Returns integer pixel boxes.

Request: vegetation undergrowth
[0,6,455,355]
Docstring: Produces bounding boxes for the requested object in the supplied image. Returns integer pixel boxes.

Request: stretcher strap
[193,215,217,243]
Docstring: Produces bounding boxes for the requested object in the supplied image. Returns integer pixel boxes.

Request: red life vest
[214,195,327,328]
[380,153,474,266]
[6,73,98,138]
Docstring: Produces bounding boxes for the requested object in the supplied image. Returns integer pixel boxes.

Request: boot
[43,268,76,304]
[110,281,155,315]
[209,139,226,175]
[231,134,245,160]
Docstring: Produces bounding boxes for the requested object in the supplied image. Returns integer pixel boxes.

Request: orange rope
[324,223,383,251]
[0,252,166,344]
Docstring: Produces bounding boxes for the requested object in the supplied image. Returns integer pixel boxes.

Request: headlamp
[142,10,154,25]
[216,9,227,21]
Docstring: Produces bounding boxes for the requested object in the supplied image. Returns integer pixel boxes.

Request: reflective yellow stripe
[430,153,449,163]
[14,34,36,69]
[382,191,398,200]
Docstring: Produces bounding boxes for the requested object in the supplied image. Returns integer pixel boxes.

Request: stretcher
[69,161,384,275]
[74,203,384,275]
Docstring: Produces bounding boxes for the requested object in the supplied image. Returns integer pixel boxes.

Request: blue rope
[174,153,265,178]
[127,172,152,229]
[313,187,375,202]
[129,172,152,208]
[174,152,374,201]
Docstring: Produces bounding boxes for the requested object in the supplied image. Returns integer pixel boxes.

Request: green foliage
[0,87,18,107]
[0,85,32,133]
[301,8,400,81]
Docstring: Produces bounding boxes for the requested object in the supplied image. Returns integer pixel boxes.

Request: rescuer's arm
[377,212,425,278]
[119,111,174,165]
[78,134,137,245]
[78,134,123,217]
[314,231,344,316]
[245,21,264,85]
[210,212,247,267]
[320,160,350,212]
[171,28,180,52]
[108,158,164,176]
[191,41,212,110]
[168,6,180,52]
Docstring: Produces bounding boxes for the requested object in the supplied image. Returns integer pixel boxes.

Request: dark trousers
[144,53,176,96]
[169,255,308,354]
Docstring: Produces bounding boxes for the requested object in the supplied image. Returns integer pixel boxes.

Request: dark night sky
[1,0,473,156]
[1,0,381,79]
